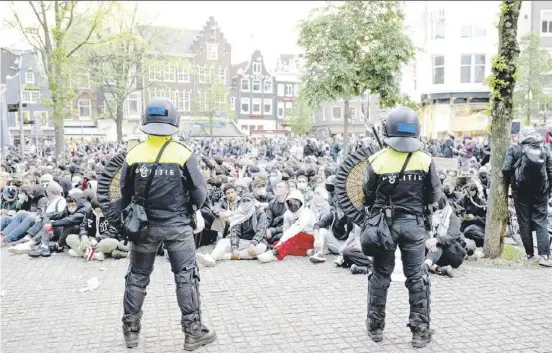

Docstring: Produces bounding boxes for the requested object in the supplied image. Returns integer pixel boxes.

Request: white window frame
[460,54,485,84]
[164,64,175,82]
[285,102,293,115]
[277,84,284,96]
[206,43,218,60]
[264,79,273,93]
[22,90,41,104]
[231,97,237,110]
[432,55,445,85]
[294,84,300,96]
[252,62,262,74]
[177,66,190,82]
[541,10,552,36]
[322,108,326,121]
[431,10,445,40]
[217,66,227,83]
[285,84,293,97]
[149,67,162,81]
[241,78,250,92]
[127,92,141,115]
[78,99,92,120]
[197,65,209,84]
[240,97,250,114]
[25,72,35,84]
[263,98,273,115]
[461,24,486,38]
[252,80,262,93]
[277,102,285,119]
[33,111,48,126]
[252,98,262,114]
[77,72,91,89]
[178,90,190,112]
[332,106,343,120]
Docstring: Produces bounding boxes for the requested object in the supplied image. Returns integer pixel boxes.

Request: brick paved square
[2,249,552,353]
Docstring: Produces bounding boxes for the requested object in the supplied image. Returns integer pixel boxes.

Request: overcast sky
[0,1,323,70]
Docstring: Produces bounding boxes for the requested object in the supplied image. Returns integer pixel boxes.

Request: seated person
[266,181,290,246]
[296,174,313,208]
[423,195,469,277]
[0,186,23,220]
[211,184,240,236]
[339,225,374,274]
[28,188,89,258]
[458,183,487,247]
[198,193,268,266]
[65,198,128,260]
[257,190,316,263]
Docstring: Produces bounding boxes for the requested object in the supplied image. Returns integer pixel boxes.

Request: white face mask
[18,194,28,202]
[67,203,77,213]
[297,182,308,190]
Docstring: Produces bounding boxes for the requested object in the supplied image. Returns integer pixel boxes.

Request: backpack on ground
[514,144,547,191]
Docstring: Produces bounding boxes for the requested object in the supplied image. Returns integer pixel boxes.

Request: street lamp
[4,50,25,159]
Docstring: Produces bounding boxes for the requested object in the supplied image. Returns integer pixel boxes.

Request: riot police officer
[119,97,216,351]
[362,107,441,348]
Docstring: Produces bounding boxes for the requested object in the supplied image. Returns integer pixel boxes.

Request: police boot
[122,324,141,348]
[410,325,434,348]
[183,323,217,351]
[366,319,384,343]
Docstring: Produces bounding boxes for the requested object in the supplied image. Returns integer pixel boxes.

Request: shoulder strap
[142,140,171,204]
[387,152,413,199]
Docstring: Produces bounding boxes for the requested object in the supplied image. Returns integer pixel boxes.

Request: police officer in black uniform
[119,97,216,351]
[363,107,441,348]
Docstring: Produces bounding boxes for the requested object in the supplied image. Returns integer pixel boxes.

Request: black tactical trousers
[367,216,430,332]
[122,225,201,333]
[514,197,550,257]
[342,247,373,268]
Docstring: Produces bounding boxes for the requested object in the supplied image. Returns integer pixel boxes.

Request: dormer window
[252,62,261,74]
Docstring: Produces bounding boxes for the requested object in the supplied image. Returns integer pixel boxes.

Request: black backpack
[514,144,548,191]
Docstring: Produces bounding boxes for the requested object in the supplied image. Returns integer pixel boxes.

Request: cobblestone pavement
[2,248,552,353]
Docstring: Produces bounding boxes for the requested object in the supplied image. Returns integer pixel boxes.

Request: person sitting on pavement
[423,195,468,277]
[458,183,487,248]
[198,193,268,267]
[0,186,23,217]
[8,181,67,254]
[211,184,240,237]
[65,197,128,260]
[307,186,333,263]
[257,189,316,263]
[336,224,374,275]
[266,181,290,247]
[28,188,89,258]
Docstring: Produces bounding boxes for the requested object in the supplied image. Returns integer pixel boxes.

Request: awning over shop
[64,127,105,137]
[451,113,489,134]
[185,121,245,138]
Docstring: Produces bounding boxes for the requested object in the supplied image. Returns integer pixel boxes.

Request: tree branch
[66,1,105,58]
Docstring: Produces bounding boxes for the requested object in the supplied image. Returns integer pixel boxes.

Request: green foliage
[513,32,552,125]
[7,0,114,154]
[297,1,415,108]
[286,98,313,136]
[397,94,420,111]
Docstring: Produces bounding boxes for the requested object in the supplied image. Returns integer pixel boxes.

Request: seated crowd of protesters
[0,134,506,278]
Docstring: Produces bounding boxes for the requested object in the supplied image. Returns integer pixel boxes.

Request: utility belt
[368,205,424,225]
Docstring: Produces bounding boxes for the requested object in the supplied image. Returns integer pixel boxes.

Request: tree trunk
[53,63,65,158]
[483,0,522,259]
[343,100,350,157]
[116,101,124,142]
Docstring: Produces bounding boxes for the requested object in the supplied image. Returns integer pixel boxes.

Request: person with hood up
[502,127,552,267]
[0,186,23,215]
[0,186,47,245]
[308,186,350,264]
[28,188,89,258]
[257,189,316,263]
[424,195,471,277]
[197,193,268,267]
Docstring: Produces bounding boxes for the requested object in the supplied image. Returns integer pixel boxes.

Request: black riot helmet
[382,107,422,153]
[141,97,180,136]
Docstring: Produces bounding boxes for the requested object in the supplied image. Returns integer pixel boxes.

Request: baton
[372,126,383,148]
